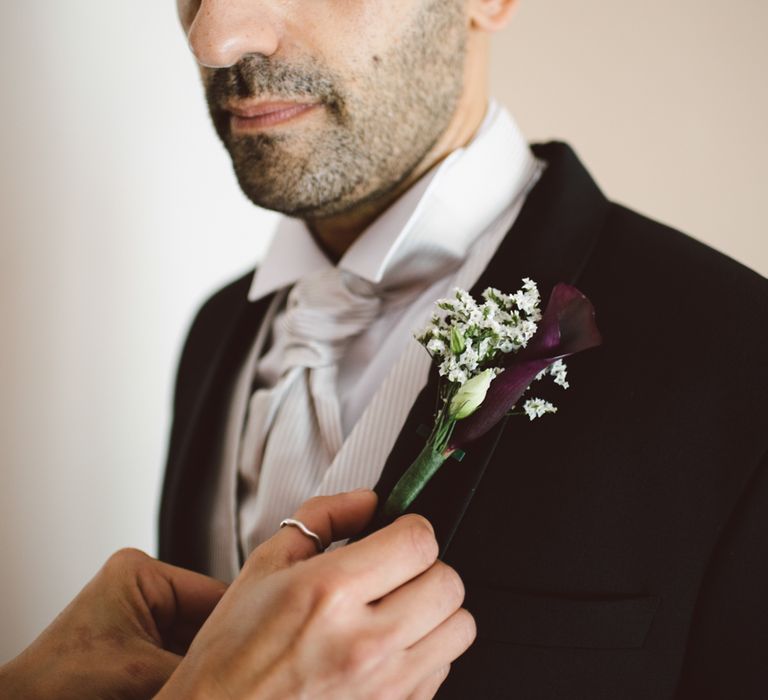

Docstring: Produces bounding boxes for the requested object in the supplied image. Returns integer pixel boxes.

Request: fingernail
[397,513,434,534]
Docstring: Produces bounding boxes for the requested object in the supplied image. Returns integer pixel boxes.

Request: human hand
[159,490,475,700]
[0,549,227,700]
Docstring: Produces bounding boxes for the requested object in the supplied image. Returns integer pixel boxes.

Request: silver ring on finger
[279,518,326,553]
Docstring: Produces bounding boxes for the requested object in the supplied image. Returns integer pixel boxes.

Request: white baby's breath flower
[415,279,544,385]
[426,338,447,356]
[518,278,543,320]
[549,359,570,389]
[446,366,468,385]
[477,337,493,362]
[522,398,558,421]
[457,340,480,373]
[534,359,570,389]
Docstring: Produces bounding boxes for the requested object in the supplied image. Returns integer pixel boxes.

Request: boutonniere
[382,279,602,519]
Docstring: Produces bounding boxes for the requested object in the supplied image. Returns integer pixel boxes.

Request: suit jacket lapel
[160,291,273,571]
[371,142,611,556]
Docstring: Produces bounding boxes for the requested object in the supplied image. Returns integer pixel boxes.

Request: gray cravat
[237,267,381,555]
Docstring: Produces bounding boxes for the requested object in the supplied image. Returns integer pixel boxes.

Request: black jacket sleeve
[676,449,768,699]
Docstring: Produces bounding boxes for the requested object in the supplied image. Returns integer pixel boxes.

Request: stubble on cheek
[200,0,469,218]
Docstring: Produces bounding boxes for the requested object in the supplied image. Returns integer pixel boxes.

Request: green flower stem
[383,408,457,519]
[383,441,449,519]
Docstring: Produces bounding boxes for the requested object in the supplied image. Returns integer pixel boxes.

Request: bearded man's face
[177,0,469,219]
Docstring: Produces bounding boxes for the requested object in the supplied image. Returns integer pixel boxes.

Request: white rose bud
[448,368,498,420]
[450,326,466,355]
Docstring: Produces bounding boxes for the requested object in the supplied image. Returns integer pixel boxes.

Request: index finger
[319,514,439,603]
[242,490,378,581]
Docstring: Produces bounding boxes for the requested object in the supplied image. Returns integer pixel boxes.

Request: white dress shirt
[203,101,544,581]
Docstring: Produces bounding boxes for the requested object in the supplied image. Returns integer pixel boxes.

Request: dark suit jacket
[159,143,768,699]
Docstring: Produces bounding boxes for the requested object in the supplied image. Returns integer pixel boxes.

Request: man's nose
[186,0,280,68]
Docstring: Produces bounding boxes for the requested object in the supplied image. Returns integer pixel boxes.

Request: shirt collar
[248,100,537,301]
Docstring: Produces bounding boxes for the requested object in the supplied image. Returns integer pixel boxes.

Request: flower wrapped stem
[379,280,601,522]
[383,382,457,517]
[382,441,450,518]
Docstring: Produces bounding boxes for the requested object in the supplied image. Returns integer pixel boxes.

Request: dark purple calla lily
[448,283,602,451]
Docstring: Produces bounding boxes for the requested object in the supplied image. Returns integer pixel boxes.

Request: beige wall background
[492,0,767,272]
[1,0,765,664]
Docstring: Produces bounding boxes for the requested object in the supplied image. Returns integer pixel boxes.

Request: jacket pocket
[465,584,660,650]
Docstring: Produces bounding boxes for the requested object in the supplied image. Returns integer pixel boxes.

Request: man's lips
[227,101,320,132]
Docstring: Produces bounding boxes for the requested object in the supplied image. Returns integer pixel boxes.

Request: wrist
[155,656,298,700]
[0,652,51,699]
[154,661,223,700]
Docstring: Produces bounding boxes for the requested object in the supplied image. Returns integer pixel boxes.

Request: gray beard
[203,0,467,219]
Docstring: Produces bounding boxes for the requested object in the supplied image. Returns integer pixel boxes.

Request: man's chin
[234,178,337,218]
[236,181,370,220]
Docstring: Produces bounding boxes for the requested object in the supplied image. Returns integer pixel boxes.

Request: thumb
[242,489,378,579]
[143,561,229,653]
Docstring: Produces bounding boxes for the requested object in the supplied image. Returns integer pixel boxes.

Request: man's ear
[468,0,519,33]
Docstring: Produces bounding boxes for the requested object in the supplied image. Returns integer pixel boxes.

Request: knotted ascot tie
[237,267,383,555]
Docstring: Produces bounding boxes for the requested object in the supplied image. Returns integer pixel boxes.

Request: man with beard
[162,0,768,698]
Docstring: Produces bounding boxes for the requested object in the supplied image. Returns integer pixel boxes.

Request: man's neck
[305,98,489,262]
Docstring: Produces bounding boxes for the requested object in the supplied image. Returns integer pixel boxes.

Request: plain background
[1,0,766,663]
